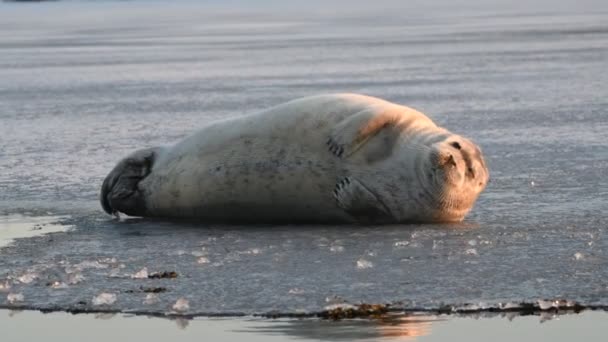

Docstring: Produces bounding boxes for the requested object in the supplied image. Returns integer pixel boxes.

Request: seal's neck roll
[100,147,161,217]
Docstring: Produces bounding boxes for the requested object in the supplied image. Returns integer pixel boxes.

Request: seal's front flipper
[333,177,393,223]
[100,147,159,217]
[326,107,403,160]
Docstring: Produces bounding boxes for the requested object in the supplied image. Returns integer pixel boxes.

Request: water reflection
[238,314,438,341]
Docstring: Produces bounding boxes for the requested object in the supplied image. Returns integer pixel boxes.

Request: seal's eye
[451,142,461,150]
[467,167,475,177]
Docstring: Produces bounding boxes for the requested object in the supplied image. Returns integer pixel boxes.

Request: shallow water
[1,309,607,342]
[1,0,607,316]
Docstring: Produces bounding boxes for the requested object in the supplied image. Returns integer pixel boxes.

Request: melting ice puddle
[0,215,72,248]
[0,310,606,342]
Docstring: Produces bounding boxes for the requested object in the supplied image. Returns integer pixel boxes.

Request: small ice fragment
[50,281,68,289]
[144,293,159,305]
[99,257,117,264]
[574,252,584,260]
[330,245,345,253]
[356,258,373,269]
[394,241,410,247]
[325,296,346,304]
[499,302,521,310]
[455,303,479,311]
[17,273,38,284]
[197,257,210,264]
[324,303,356,311]
[191,251,206,257]
[68,273,85,285]
[92,293,117,306]
[0,281,11,292]
[467,240,477,246]
[537,299,554,310]
[132,267,149,279]
[172,298,190,312]
[7,293,24,304]
[465,248,478,256]
[530,181,535,186]
[288,288,305,295]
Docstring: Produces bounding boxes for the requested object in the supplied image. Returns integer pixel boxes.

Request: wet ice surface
[1,0,607,316]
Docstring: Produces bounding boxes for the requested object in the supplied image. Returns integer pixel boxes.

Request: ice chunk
[325,295,347,304]
[172,298,190,312]
[92,293,117,306]
[197,257,210,264]
[537,299,578,310]
[17,272,38,284]
[498,302,522,310]
[465,248,478,256]
[132,267,149,279]
[288,288,305,295]
[324,303,356,311]
[356,258,373,269]
[144,293,160,305]
[330,245,345,253]
[67,273,85,285]
[0,281,11,292]
[98,257,118,264]
[49,281,68,289]
[7,293,24,304]
[240,248,261,255]
[394,241,410,247]
[573,252,584,260]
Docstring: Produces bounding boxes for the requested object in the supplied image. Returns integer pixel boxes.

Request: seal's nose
[438,153,457,169]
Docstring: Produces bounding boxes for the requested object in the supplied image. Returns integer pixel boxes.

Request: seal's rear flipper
[333,177,393,224]
[100,147,158,217]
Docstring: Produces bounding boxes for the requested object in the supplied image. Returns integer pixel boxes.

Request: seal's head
[426,135,489,221]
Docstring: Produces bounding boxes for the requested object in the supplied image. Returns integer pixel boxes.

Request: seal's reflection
[237,314,439,341]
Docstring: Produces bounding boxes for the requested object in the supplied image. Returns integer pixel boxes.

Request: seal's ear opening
[100,147,157,217]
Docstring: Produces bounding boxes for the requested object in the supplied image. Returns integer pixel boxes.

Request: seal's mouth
[100,148,157,217]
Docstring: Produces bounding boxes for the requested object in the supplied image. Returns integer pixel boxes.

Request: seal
[101,93,489,223]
